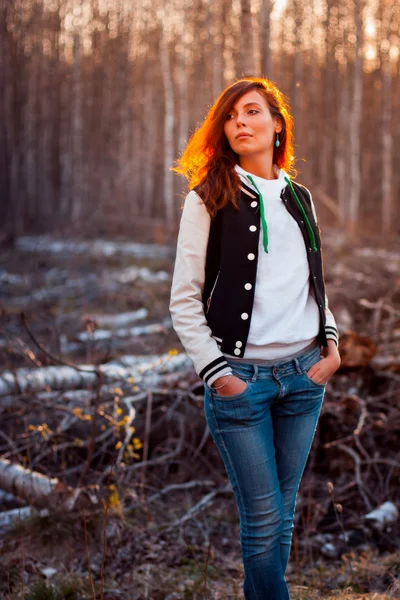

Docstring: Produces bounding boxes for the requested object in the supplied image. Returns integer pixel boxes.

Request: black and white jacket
[170,174,339,386]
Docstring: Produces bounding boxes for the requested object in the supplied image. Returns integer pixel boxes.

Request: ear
[275,118,283,134]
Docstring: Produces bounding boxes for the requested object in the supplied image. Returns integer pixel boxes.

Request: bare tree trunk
[24,52,37,226]
[320,0,336,193]
[240,0,255,76]
[159,8,175,229]
[39,55,53,221]
[212,0,225,98]
[0,2,8,223]
[381,2,394,235]
[59,25,72,220]
[177,11,189,155]
[71,32,84,223]
[348,0,363,235]
[2,3,23,237]
[142,51,157,219]
[289,0,304,146]
[336,67,350,227]
[381,62,392,235]
[116,9,134,218]
[259,0,274,79]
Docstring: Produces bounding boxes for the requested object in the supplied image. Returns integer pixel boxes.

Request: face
[223,89,282,157]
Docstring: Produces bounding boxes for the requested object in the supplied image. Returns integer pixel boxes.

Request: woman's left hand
[307,340,341,385]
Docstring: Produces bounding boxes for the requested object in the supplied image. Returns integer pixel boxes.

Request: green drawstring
[245,173,318,254]
[246,175,269,253]
[284,176,318,252]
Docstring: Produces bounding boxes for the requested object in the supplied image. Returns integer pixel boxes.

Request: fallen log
[0,459,99,511]
[0,352,192,397]
[15,236,174,260]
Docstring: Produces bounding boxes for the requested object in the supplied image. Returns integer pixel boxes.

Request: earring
[275,133,280,148]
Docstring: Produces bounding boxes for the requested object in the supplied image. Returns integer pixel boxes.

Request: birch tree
[158,5,175,229]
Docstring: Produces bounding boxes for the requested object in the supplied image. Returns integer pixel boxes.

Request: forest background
[1,0,399,240]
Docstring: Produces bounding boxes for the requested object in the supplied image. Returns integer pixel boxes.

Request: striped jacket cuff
[199,356,232,386]
[325,326,339,346]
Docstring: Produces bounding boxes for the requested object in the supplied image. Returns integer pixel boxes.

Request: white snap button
[247,253,255,260]
[244,283,252,290]
[235,341,243,348]
[234,348,241,355]
[249,225,257,232]
[241,313,249,320]
[251,201,258,208]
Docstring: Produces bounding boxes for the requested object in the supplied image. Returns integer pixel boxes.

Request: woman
[169,77,341,599]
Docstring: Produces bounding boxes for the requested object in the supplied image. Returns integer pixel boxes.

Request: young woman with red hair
[170,77,341,599]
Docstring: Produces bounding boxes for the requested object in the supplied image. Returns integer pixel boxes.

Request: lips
[236,133,252,139]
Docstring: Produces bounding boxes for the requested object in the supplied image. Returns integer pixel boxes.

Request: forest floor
[1,493,399,599]
[0,228,399,599]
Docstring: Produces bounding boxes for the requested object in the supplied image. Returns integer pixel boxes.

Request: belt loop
[251,364,258,382]
[294,357,302,374]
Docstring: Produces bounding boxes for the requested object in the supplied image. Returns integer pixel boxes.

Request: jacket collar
[239,182,258,198]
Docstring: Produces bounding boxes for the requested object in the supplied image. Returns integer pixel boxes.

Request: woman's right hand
[211,374,247,396]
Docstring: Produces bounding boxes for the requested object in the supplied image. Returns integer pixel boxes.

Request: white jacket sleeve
[169,191,233,386]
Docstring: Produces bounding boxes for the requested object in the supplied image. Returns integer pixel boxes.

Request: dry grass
[1,501,399,599]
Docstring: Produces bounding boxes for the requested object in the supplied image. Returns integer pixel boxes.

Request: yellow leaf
[115,441,122,449]
[108,487,120,508]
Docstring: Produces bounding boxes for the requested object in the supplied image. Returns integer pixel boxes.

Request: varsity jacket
[170,177,339,386]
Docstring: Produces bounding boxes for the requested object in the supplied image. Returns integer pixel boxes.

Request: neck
[238,154,277,180]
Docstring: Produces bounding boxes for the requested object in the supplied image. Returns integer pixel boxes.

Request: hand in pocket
[212,375,247,397]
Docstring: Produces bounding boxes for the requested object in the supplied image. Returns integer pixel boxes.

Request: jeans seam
[208,396,260,599]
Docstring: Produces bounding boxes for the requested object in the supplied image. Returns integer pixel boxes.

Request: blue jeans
[203,343,326,600]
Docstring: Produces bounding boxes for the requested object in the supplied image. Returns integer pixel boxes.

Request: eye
[225,109,259,120]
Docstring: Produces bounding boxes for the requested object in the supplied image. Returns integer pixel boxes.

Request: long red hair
[172,77,296,218]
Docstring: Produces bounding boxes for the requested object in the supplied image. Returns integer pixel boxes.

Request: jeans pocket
[301,347,326,387]
[303,370,326,388]
[211,379,249,401]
